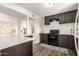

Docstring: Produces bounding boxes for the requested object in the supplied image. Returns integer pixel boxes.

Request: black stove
[48,30,59,46]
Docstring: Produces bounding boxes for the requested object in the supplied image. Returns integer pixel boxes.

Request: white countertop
[0,37,33,50]
[59,33,74,36]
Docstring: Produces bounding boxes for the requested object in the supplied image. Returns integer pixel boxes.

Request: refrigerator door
[75,8,79,56]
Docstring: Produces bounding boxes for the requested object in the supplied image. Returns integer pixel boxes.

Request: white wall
[0,13,21,49]
[0,13,20,36]
[28,17,41,44]
[20,19,27,39]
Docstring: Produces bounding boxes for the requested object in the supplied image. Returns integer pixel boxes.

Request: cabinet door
[59,13,66,24]
[66,36,71,49]
[66,35,75,49]
[44,34,48,44]
[40,34,44,43]
[59,35,75,49]
[54,14,60,21]
[1,47,14,56]
[15,41,32,56]
[44,17,50,25]
[72,10,77,22]
[59,35,66,48]
[14,43,27,56]
[40,34,48,44]
[65,11,73,23]
[59,10,77,24]
[1,41,32,56]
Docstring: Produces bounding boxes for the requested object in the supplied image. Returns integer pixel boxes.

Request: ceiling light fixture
[46,3,55,7]
[49,3,53,7]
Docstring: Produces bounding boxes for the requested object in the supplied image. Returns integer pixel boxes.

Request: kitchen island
[0,38,33,56]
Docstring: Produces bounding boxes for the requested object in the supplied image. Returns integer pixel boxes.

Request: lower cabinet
[40,33,75,50]
[1,41,33,56]
[59,35,75,49]
[59,35,66,48]
[40,33,48,44]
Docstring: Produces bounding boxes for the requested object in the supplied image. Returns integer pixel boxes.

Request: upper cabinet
[59,10,77,24]
[44,16,50,25]
[65,11,73,23]
[44,15,59,25]
[44,10,77,25]
[59,13,66,24]
[72,10,77,22]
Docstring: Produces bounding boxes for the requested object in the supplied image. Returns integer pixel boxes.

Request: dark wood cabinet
[44,10,77,25]
[1,47,14,56]
[59,35,66,48]
[65,10,77,23]
[59,13,66,24]
[66,35,75,49]
[44,15,59,25]
[44,17,50,25]
[59,35,75,49]
[59,10,77,24]
[40,33,48,44]
[72,10,77,22]
[40,33,75,50]
[14,41,32,56]
[1,41,32,56]
[65,11,73,23]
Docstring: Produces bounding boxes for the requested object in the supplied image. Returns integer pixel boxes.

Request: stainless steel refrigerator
[75,4,79,56]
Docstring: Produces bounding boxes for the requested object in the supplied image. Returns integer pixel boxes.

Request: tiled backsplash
[43,21,75,35]
[59,23,75,35]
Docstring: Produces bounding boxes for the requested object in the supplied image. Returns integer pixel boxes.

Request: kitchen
[0,3,78,56]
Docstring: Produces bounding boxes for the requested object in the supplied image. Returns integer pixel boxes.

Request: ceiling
[16,3,78,17]
[0,3,78,18]
[0,5,27,19]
